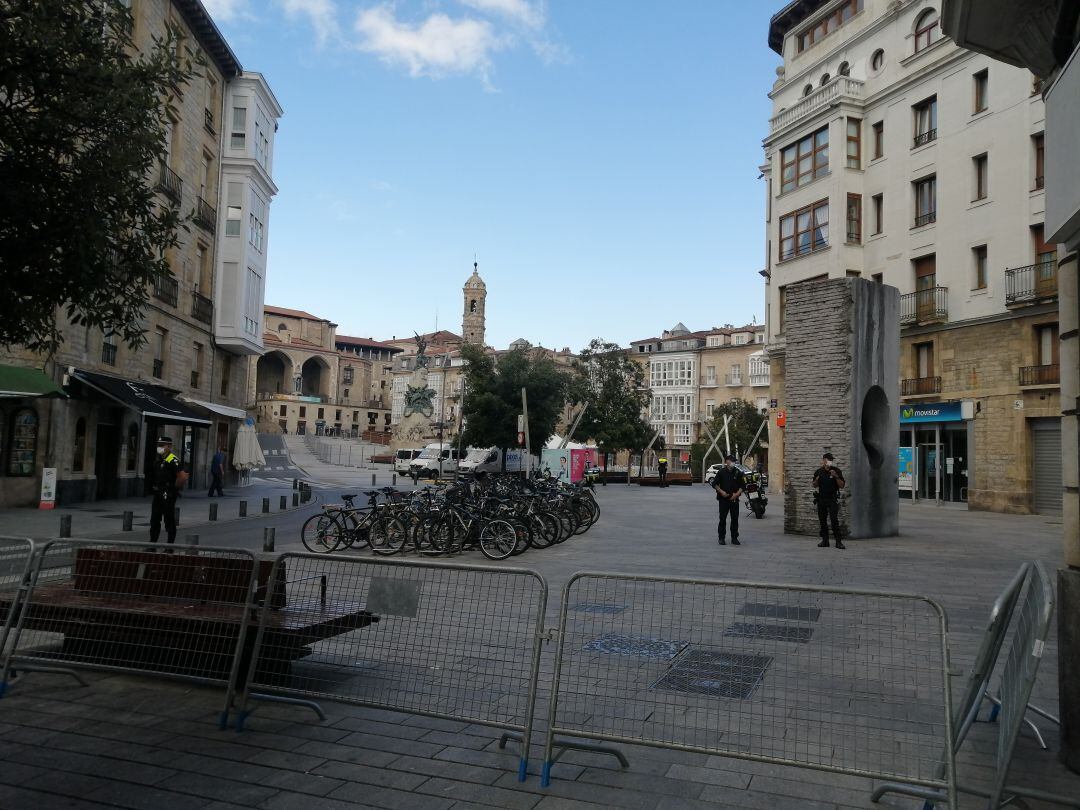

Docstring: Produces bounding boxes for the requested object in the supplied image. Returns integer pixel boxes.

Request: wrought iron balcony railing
[157,163,182,203]
[194,196,217,233]
[901,376,941,396]
[1019,364,1059,386]
[900,286,948,325]
[192,291,213,323]
[914,210,937,228]
[152,273,178,307]
[1005,261,1057,305]
[913,128,937,148]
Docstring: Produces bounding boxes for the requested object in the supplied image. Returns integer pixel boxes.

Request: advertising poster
[39,467,57,509]
[898,448,914,490]
[541,449,571,482]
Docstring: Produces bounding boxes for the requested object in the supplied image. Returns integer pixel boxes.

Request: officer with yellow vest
[150,436,181,545]
[657,456,668,487]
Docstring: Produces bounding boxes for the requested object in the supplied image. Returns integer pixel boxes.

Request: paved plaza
[1,483,1078,809]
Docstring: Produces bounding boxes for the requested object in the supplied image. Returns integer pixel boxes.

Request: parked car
[394,448,422,474]
[409,443,460,479]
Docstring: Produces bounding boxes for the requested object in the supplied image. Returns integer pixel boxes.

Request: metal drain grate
[723,622,814,643]
[651,648,772,699]
[582,633,687,660]
[570,603,628,615]
[737,602,821,622]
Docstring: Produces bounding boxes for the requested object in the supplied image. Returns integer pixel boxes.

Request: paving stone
[0,760,47,787]
[312,759,430,790]
[245,747,329,773]
[330,716,433,740]
[154,772,280,806]
[420,729,502,750]
[325,780,457,810]
[384,753,506,785]
[167,752,345,797]
[8,745,176,787]
[414,777,542,810]
[0,784,116,810]
[83,781,211,810]
[336,729,446,757]
[292,739,400,767]
[272,723,352,743]
[572,767,706,800]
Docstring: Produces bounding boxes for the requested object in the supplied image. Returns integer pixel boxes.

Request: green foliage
[690,399,766,470]
[459,343,569,452]
[568,339,653,452]
[0,0,196,353]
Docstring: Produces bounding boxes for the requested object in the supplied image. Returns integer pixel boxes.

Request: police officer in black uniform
[812,452,846,549]
[712,454,745,545]
[150,436,180,545]
[657,456,668,487]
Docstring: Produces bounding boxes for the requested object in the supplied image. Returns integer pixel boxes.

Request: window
[317,408,324,419]
[779,199,829,260]
[153,327,167,378]
[191,343,203,388]
[343,388,350,399]
[705,400,715,418]
[734,334,749,345]
[914,341,935,378]
[1033,133,1044,190]
[729,364,742,384]
[299,406,306,418]
[914,8,939,52]
[872,121,884,159]
[838,61,850,76]
[871,48,885,71]
[973,154,988,201]
[72,417,87,473]
[101,333,117,366]
[872,193,884,235]
[872,272,883,283]
[705,365,716,385]
[279,404,287,417]
[231,106,247,149]
[1036,324,1060,366]
[846,194,862,243]
[846,118,861,169]
[803,84,814,97]
[343,367,354,384]
[796,0,863,53]
[914,176,936,227]
[913,96,937,146]
[650,359,696,388]
[1033,224,1056,264]
[820,73,831,86]
[846,269,861,277]
[8,408,38,476]
[973,69,988,113]
[780,126,829,193]
[915,254,937,299]
[225,182,242,236]
[335,410,342,421]
[973,245,987,289]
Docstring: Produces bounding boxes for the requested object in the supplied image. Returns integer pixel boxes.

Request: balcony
[157,163,182,204]
[901,376,941,396]
[1034,175,1044,190]
[1005,261,1057,306]
[913,210,937,228]
[194,196,217,233]
[725,375,744,387]
[1019,364,1059,386]
[913,129,937,148]
[700,376,718,387]
[900,287,948,326]
[192,291,213,324]
[769,76,864,134]
[750,374,770,387]
[152,273,178,307]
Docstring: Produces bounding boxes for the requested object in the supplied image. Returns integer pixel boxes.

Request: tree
[459,343,569,453]
[568,339,653,461]
[0,0,195,353]
[690,399,766,470]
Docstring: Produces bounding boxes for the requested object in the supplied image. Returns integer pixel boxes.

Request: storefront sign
[897,448,914,490]
[899,402,964,424]
[39,467,57,510]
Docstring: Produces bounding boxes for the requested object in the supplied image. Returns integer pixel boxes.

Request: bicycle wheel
[339,510,370,550]
[479,519,517,560]
[555,509,576,543]
[527,513,556,549]
[301,513,342,553]
[370,515,408,555]
[510,520,531,555]
[572,501,592,535]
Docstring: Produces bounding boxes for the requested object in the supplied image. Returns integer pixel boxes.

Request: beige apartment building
[763,0,1059,513]
[0,0,280,507]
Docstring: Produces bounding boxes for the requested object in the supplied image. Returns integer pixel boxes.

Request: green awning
[0,365,67,399]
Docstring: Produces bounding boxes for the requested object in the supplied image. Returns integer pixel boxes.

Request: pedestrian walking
[712,454,745,545]
[150,436,181,545]
[657,456,668,487]
[813,452,846,549]
[208,445,226,497]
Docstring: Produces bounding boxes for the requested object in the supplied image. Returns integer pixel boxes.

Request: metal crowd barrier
[0,536,36,696]
[0,538,261,727]
[540,572,957,809]
[232,553,548,781]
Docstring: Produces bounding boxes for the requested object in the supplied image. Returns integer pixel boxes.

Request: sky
[203,0,782,350]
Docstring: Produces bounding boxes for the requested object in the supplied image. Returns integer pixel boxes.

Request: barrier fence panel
[233,553,548,781]
[0,538,261,725]
[541,572,956,808]
[0,536,36,696]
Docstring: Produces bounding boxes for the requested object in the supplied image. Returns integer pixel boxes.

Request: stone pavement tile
[16,769,116,800]
[162,732,263,763]
[336,729,447,757]
[0,706,92,733]
[259,796,362,810]
[419,729,503,751]
[324,780,457,810]
[0,784,116,810]
[311,758,431,790]
[384,753,507,785]
[493,773,658,810]
[435,743,581,778]
[62,719,178,747]
[747,773,877,808]
[404,715,473,734]
[153,772,280,806]
[533,798,615,810]
[160,718,308,753]
[664,763,753,790]
[23,695,164,727]
[167,751,345,797]
[413,776,543,810]
[38,729,178,767]
[6,746,177,787]
[82,781,212,810]
[0,760,47,787]
[698,783,840,810]
[244,747,329,773]
[0,722,20,736]
[331,715,434,740]
[573,766,707,800]
[292,738,401,767]
[272,723,352,743]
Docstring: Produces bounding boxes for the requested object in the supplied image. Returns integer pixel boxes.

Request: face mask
[156,446,166,456]
[824,459,831,467]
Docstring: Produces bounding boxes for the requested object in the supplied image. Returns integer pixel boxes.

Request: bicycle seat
[363,490,380,497]
[340,493,358,500]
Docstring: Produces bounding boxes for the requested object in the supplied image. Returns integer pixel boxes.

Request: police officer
[657,456,668,487]
[150,436,180,545]
[712,454,745,545]
[812,452,846,549]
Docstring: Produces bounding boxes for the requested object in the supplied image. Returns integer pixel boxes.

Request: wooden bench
[1,548,378,682]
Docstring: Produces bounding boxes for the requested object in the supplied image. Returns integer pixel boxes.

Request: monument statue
[390,332,439,449]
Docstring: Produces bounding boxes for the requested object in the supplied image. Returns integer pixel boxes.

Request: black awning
[72,370,211,426]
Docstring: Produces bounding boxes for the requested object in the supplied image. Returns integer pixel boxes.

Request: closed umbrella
[232,419,265,486]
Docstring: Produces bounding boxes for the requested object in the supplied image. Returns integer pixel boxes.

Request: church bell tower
[462,262,486,346]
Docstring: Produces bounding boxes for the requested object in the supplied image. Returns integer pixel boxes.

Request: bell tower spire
[462,261,486,346]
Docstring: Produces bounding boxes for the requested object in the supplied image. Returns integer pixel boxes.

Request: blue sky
[204,0,781,350]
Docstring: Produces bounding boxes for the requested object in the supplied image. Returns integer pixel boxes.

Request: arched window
[8,407,38,477]
[820,73,831,86]
[470,299,477,313]
[871,49,885,72]
[838,61,850,76]
[914,9,939,52]
[126,422,139,471]
[73,417,87,472]
[803,84,814,97]
[277,323,287,331]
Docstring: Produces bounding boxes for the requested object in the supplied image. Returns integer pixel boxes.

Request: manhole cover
[737,602,821,622]
[582,633,687,660]
[570,603,628,615]
[651,648,772,699]
[723,623,814,644]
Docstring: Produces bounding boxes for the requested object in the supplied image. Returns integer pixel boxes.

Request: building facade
[763,0,1059,513]
[0,0,280,507]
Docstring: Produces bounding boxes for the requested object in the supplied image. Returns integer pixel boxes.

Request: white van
[458,447,502,475]
[394,448,422,474]
[408,443,460,478]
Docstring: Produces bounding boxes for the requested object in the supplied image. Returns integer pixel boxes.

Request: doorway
[94,418,120,500]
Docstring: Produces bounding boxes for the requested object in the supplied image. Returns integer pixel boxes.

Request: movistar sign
[900,401,964,423]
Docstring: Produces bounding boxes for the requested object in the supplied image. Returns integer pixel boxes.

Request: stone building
[0,0,280,507]
[763,0,1060,514]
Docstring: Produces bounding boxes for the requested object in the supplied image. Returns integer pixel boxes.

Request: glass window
[914,176,936,226]
[973,154,988,201]
[846,194,862,243]
[913,97,937,146]
[780,126,829,193]
[973,245,987,289]
[871,49,885,71]
[872,193,884,234]
[914,9,939,52]
[779,199,829,260]
[1034,133,1045,190]
[973,69,988,113]
[872,121,884,159]
[796,0,863,53]
[846,118,861,169]
[8,408,38,476]
[126,423,138,471]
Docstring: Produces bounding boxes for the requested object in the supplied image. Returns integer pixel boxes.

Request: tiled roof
[336,334,403,352]
[264,305,330,322]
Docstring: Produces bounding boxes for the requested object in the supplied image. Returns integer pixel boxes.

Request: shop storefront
[898,401,976,503]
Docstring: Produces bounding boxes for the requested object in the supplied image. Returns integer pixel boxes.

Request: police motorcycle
[741,466,768,519]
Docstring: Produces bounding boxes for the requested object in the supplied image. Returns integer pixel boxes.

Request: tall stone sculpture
[782,278,900,539]
[391,334,438,449]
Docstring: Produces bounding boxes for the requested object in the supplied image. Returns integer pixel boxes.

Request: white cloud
[278,0,339,46]
[459,0,544,30]
[354,5,507,84]
[202,0,252,23]
[370,179,395,192]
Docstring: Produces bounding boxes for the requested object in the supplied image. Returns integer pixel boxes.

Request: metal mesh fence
[1,539,261,701]
[543,572,955,802]
[0,536,36,693]
[236,553,547,774]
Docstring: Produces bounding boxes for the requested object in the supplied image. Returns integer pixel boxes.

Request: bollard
[60,514,72,538]
[293,478,298,490]
[239,500,247,517]
[372,473,376,486]
[292,493,299,507]
[393,474,397,486]
[279,495,287,511]
[122,511,133,531]
[209,503,218,521]
[262,497,270,514]
[263,527,275,552]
